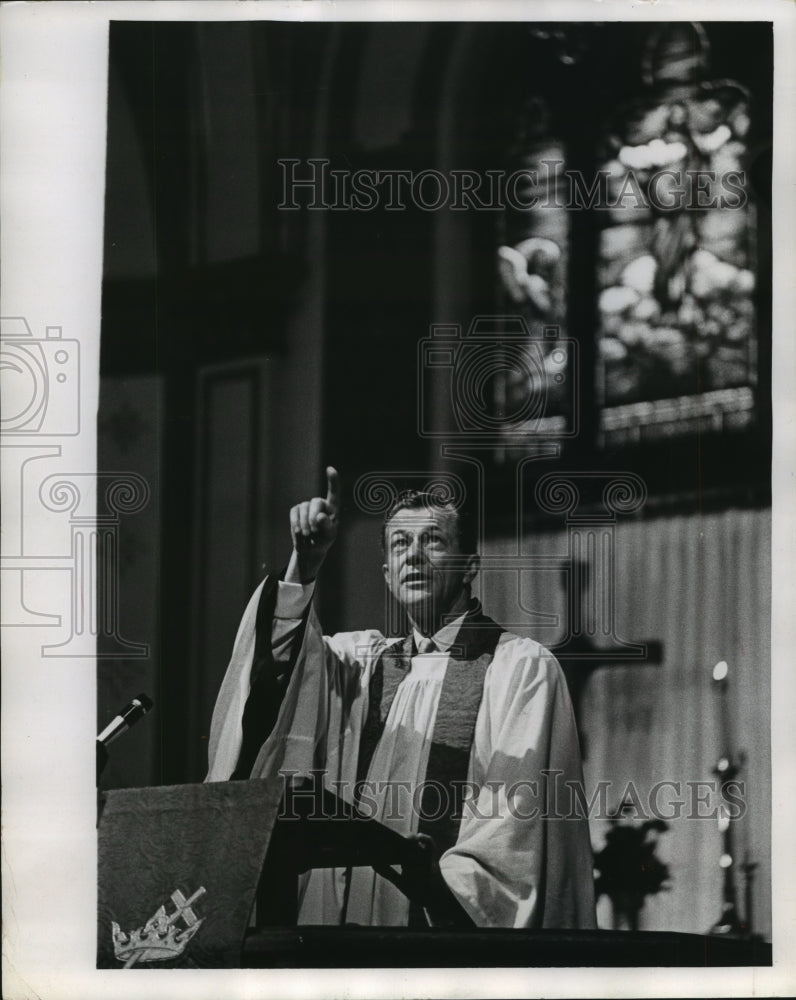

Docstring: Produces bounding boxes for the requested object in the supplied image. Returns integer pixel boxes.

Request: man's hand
[285,466,340,584]
[390,833,474,928]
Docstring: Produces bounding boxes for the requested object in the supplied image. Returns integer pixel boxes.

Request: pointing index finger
[325,466,340,511]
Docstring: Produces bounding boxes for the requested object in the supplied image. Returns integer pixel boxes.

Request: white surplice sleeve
[207,575,385,786]
[439,634,597,929]
[206,578,266,782]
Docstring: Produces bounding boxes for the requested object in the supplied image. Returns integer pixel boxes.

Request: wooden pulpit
[97,778,771,969]
[97,777,446,968]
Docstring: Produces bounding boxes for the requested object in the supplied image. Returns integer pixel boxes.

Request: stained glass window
[495,97,575,440]
[596,23,757,444]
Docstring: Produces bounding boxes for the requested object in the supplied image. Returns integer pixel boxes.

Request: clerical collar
[412,610,468,655]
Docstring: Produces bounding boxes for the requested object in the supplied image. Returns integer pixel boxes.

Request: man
[207,467,596,929]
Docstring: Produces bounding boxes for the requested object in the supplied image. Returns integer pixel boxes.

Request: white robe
[207,579,596,929]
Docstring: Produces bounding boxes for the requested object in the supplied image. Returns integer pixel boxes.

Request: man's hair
[381,489,478,556]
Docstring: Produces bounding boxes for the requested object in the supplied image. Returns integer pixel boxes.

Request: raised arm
[274,466,341,665]
[208,467,346,780]
[285,466,340,584]
[208,465,388,782]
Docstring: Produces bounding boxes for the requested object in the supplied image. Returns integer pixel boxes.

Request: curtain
[482,507,771,937]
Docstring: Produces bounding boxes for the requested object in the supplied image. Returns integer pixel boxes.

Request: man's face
[382,505,478,623]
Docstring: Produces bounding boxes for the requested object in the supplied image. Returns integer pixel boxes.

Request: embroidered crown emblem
[112,886,206,967]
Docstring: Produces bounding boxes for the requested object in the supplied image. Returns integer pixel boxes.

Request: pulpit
[97,777,459,968]
[98,779,771,969]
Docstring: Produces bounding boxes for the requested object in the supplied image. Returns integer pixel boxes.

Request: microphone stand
[96,693,154,824]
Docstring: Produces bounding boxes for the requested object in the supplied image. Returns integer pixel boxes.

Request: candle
[712,660,730,758]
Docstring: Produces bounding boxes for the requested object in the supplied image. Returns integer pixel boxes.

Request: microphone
[97,693,154,748]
